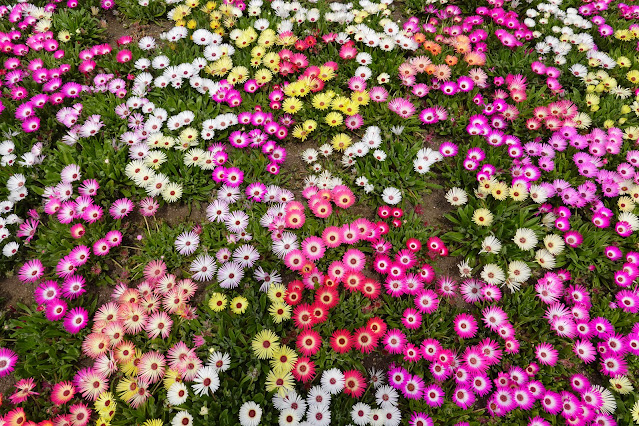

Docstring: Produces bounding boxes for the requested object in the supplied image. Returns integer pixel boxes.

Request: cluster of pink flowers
[302,185,356,218]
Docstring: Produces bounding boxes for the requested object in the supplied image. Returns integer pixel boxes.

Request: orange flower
[424,64,436,75]
[456,35,471,45]
[455,43,471,54]
[445,55,458,66]
[414,33,426,44]
[464,52,486,66]
[430,43,442,55]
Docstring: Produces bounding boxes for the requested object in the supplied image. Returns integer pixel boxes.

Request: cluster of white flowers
[266,368,401,426]
[526,1,617,70]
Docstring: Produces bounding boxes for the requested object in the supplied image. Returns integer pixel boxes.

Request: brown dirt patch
[100,9,172,46]
[0,275,36,311]
[154,203,209,227]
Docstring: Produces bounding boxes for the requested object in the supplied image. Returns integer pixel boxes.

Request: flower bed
[1,0,639,425]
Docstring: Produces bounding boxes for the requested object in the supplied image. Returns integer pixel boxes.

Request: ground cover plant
[1,0,639,425]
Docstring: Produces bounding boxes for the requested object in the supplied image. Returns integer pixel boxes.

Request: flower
[230,296,248,314]
[472,208,493,227]
[382,187,402,205]
[445,187,468,206]
[513,228,538,250]
[0,348,18,378]
[175,231,199,255]
[239,401,262,426]
[192,366,220,396]
[167,382,189,406]
[252,329,280,359]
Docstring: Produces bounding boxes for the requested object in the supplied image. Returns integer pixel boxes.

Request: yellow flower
[254,68,272,85]
[591,105,600,112]
[142,420,164,426]
[586,85,596,93]
[331,96,349,111]
[342,100,359,116]
[491,182,508,200]
[477,177,498,194]
[624,126,639,140]
[116,378,138,402]
[96,419,111,426]
[169,5,191,21]
[230,296,248,314]
[269,302,291,323]
[312,93,333,110]
[619,196,635,212]
[331,133,352,151]
[57,30,71,43]
[615,29,634,41]
[627,70,639,85]
[208,292,227,312]
[179,127,198,145]
[252,329,280,359]
[622,104,632,114]
[632,400,639,424]
[292,126,309,141]
[325,112,343,127]
[265,370,295,396]
[250,57,262,68]
[206,1,217,11]
[472,208,494,227]
[619,118,628,125]
[509,184,528,202]
[617,56,632,67]
[282,97,303,114]
[270,345,298,373]
[302,120,317,132]
[163,368,181,390]
[235,33,252,48]
[267,284,287,302]
[351,90,370,106]
[262,52,280,70]
[318,66,336,81]
[187,19,197,29]
[251,46,266,58]
[585,93,600,106]
[604,119,614,128]
[95,392,117,416]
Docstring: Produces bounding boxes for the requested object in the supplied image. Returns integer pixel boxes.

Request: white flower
[301,148,319,164]
[355,176,369,187]
[364,184,374,193]
[167,382,189,406]
[445,187,468,206]
[543,234,565,255]
[319,144,333,157]
[618,212,639,230]
[171,411,193,426]
[377,72,390,84]
[381,187,401,205]
[320,368,344,394]
[481,264,505,285]
[535,249,556,269]
[373,150,387,161]
[190,254,217,281]
[2,242,19,257]
[192,366,220,396]
[480,235,502,255]
[175,231,199,255]
[239,401,262,426]
[458,259,472,278]
[508,260,531,283]
[513,228,538,251]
